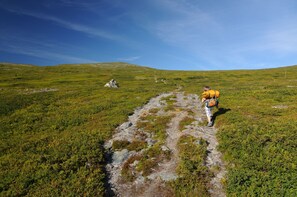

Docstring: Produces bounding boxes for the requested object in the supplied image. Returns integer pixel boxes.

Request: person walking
[201,86,219,127]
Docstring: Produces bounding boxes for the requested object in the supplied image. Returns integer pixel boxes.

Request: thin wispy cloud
[135,0,297,69]
[1,44,95,63]
[57,0,103,7]
[0,30,95,63]
[148,0,221,43]
[1,0,297,70]
[42,0,106,13]
[117,56,141,62]
[4,7,122,41]
[258,27,297,54]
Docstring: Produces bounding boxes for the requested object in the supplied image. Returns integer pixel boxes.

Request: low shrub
[170,135,210,196]
[127,140,147,151]
[112,140,130,150]
[121,154,142,182]
[179,116,195,131]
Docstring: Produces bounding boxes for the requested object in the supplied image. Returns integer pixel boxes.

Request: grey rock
[104,79,119,88]
[135,175,145,184]
[121,122,133,129]
[147,172,178,181]
[112,149,129,164]
[160,172,178,181]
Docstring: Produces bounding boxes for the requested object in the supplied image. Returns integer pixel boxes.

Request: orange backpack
[202,89,220,108]
[202,89,220,99]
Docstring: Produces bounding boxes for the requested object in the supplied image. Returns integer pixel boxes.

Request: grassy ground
[0,62,296,196]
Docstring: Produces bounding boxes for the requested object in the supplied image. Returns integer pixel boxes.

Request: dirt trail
[105,92,226,197]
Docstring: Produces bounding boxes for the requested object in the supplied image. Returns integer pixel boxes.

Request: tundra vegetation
[0,62,296,196]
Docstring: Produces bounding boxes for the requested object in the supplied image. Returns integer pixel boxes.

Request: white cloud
[259,27,297,54]
[147,0,221,45]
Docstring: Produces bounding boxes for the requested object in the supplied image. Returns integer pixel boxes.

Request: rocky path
[104,92,226,197]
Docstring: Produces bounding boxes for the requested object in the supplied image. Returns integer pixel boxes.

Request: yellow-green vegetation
[179,116,196,131]
[112,140,130,150]
[137,114,173,142]
[121,154,142,182]
[214,69,297,196]
[119,106,173,181]
[129,106,173,177]
[112,140,146,151]
[169,135,210,196]
[148,107,160,114]
[0,63,174,196]
[1,62,297,196]
[136,144,171,176]
[181,67,297,196]
[161,95,177,111]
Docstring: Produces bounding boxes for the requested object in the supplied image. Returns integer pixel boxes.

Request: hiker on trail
[201,86,220,127]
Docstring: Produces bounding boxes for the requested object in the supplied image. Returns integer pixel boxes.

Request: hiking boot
[207,121,213,127]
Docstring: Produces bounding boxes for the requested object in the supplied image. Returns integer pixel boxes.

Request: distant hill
[2,61,297,71]
[0,62,153,70]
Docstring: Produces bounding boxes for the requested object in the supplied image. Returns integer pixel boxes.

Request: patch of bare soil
[104,92,226,197]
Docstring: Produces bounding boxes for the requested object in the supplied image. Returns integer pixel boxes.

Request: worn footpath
[104,92,226,197]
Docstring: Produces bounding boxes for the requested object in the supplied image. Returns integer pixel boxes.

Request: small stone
[135,176,145,184]
[159,172,178,181]
[196,140,202,145]
[85,162,92,168]
[104,140,113,149]
[146,138,157,147]
[161,145,170,151]
[131,160,139,167]
[272,105,288,109]
[121,122,133,129]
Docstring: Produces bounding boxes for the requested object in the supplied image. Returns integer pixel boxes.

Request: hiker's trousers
[204,105,213,121]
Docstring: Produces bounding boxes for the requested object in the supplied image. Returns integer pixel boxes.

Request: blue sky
[0,0,297,70]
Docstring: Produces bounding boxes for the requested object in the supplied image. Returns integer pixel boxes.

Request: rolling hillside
[0,62,296,196]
